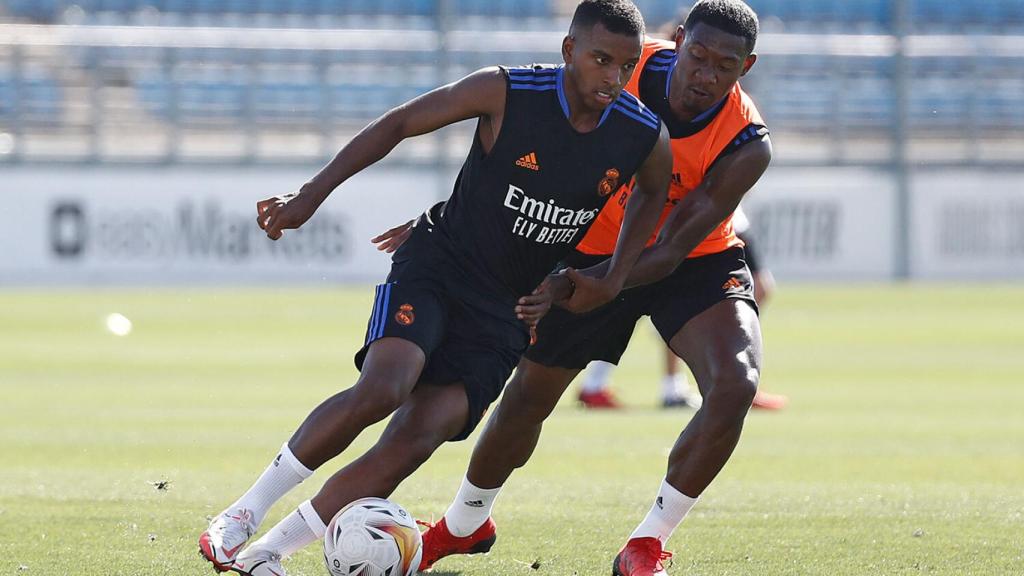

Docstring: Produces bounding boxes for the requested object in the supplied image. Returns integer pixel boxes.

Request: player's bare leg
[309,381,469,519]
[418,359,581,570]
[614,299,760,575]
[287,337,426,469]
[663,299,761,495]
[199,338,425,572]
[469,359,581,488]
[233,380,471,571]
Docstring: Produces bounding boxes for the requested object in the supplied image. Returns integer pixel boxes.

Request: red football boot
[751,390,789,410]
[417,516,497,571]
[578,388,623,409]
[612,537,673,576]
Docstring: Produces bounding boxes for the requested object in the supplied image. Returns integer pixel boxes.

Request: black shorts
[525,247,757,369]
[354,225,530,441]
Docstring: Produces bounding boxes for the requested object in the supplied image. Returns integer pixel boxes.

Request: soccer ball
[323,497,422,576]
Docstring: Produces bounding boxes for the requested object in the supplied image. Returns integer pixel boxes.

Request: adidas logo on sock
[464,500,485,508]
[273,454,281,467]
[656,496,664,510]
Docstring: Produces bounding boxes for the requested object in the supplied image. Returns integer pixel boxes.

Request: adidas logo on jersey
[515,152,540,171]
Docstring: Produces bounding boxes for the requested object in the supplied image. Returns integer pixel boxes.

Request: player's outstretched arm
[622,135,772,287]
[257,68,507,240]
[561,124,672,313]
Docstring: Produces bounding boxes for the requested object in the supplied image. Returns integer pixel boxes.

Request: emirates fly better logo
[504,184,600,246]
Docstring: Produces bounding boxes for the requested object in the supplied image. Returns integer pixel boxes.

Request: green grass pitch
[1,285,1022,575]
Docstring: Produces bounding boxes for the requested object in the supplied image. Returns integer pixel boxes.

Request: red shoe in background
[578,389,623,409]
[751,390,788,410]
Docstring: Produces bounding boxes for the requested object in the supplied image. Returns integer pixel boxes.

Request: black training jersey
[431,65,662,303]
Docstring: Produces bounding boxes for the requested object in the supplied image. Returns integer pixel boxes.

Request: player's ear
[740,52,757,76]
[673,25,685,49]
[562,35,576,64]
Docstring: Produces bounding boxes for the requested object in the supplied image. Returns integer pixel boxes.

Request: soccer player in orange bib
[408,1,773,574]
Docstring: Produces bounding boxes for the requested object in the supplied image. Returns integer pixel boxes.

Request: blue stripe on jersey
[733,125,767,147]
[616,92,659,124]
[511,83,557,91]
[598,102,613,126]
[556,67,571,120]
[553,67,614,129]
[693,95,727,123]
[366,284,383,344]
[508,68,558,76]
[508,76,558,83]
[374,283,392,341]
[646,64,673,71]
[507,77,558,85]
[664,55,679,99]
[613,103,660,131]
[508,69,558,84]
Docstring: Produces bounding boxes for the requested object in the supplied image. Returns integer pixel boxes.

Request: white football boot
[231,546,286,576]
[199,507,257,572]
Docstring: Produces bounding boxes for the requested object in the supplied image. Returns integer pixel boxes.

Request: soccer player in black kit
[197,2,671,575]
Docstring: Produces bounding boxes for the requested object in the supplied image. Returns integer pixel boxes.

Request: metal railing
[2,22,1022,169]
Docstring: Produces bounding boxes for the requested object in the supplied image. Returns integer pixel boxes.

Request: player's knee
[708,368,759,413]
[349,377,408,422]
[499,385,557,424]
[380,425,444,472]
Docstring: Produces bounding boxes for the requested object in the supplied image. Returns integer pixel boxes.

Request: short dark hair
[570,0,646,37]
[684,0,759,54]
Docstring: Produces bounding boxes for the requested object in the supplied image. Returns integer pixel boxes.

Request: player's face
[672,22,757,115]
[563,22,642,112]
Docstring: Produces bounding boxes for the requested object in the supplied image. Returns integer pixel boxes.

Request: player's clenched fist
[559,267,622,314]
[256,191,322,240]
[515,274,573,328]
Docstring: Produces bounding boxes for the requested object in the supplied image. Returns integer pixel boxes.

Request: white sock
[231,442,314,528]
[248,500,326,559]
[443,476,502,537]
[662,373,693,399]
[581,360,615,393]
[629,479,699,542]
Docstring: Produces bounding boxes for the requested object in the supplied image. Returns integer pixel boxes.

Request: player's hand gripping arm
[573,136,772,288]
[257,68,507,240]
[560,124,673,313]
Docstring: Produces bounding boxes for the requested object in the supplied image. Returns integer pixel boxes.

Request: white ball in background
[105,313,133,336]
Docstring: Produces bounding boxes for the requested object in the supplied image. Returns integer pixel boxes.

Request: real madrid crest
[598,168,620,197]
[395,303,415,326]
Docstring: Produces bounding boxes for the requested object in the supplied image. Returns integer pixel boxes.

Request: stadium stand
[0,0,1022,164]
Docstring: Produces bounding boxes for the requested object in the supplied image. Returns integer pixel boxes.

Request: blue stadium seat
[3,0,63,22]
[0,66,64,125]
